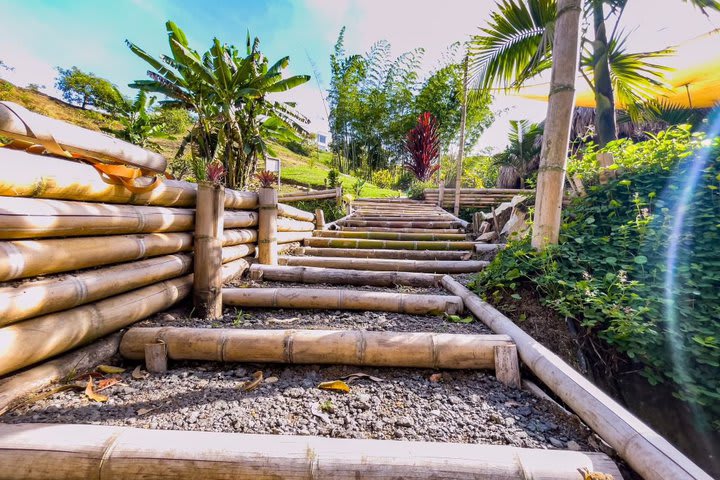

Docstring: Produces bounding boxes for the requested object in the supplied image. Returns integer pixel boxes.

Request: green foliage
[55,66,122,110]
[110,90,163,149]
[351,179,366,197]
[155,107,193,136]
[493,120,543,189]
[294,199,345,223]
[474,126,720,428]
[406,180,435,200]
[326,169,339,188]
[371,169,395,188]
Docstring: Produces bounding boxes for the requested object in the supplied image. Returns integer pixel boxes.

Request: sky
[1,0,718,151]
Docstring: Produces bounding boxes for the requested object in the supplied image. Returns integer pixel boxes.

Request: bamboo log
[305,237,476,251]
[279,190,337,202]
[277,218,314,232]
[0,259,247,377]
[121,327,508,369]
[258,188,278,265]
[298,247,472,261]
[279,256,488,274]
[223,287,463,315]
[494,344,521,388]
[277,231,313,244]
[339,219,461,229]
[0,232,193,281]
[339,226,464,234]
[441,276,712,480]
[0,423,622,480]
[0,334,121,416]
[145,342,167,373]
[249,264,442,288]
[0,254,192,327]
[277,202,314,222]
[314,230,468,241]
[193,182,224,319]
[222,229,257,246]
[0,101,166,172]
[221,244,255,263]
[222,210,257,228]
[0,148,257,208]
[424,188,534,195]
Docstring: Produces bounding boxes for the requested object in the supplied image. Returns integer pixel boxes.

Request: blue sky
[1,0,719,150]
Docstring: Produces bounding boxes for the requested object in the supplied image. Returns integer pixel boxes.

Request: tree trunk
[453,56,469,216]
[531,0,582,250]
[592,2,617,147]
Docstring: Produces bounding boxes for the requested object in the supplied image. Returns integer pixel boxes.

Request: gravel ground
[2,362,592,450]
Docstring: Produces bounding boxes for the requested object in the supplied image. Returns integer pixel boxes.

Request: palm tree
[494,120,544,188]
[469,0,719,147]
[127,22,310,188]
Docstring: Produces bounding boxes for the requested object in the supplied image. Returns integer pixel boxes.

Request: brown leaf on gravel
[97,365,125,374]
[241,371,264,392]
[96,377,122,392]
[84,379,108,403]
[342,373,384,384]
[429,373,443,383]
[137,407,158,416]
[318,380,350,393]
[132,365,149,380]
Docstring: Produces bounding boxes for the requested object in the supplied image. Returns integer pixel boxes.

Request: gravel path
[3,362,591,450]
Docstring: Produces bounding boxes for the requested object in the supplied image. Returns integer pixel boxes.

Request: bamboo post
[438,178,445,207]
[453,55,469,217]
[494,344,521,388]
[144,341,167,373]
[193,182,224,319]
[335,185,342,206]
[531,0,582,249]
[258,187,278,265]
[315,208,325,229]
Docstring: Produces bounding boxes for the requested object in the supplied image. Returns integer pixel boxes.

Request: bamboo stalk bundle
[0,232,193,281]
[0,196,195,239]
[277,202,314,222]
[0,334,121,415]
[298,247,472,261]
[305,237,476,251]
[249,264,442,287]
[221,244,255,263]
[0,259,248,377]
[277,231,313,244]
[0,254,192,327]
[222,229,257,246]
[339,219,461,229]
[339,226,465,234]
[193,183,224,319]
[277,218,315,232]
[314,230,468,241]
[0,423,622,480]
[0,148,258,208]
[122,327,507,368]
[223,287,463,315]
[441,276,713,480]
[280,256,488,273]
[0,101,166,172]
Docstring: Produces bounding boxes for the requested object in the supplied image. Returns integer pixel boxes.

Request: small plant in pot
[255,170,278,189]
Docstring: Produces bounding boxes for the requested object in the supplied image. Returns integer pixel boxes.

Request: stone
[476,231,498,243]
[566,440,582,451]
[548,436,564,448]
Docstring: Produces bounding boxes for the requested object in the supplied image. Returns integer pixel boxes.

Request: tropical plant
[127,21,310,189]
[110,89,163,149]
[255,170,278,188]
[468,0,720,147]
[55,66,122,110]
[494,120,544,188]
[403,112,441,181]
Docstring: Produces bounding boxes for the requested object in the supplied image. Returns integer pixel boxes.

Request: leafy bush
[326,169,339,188]
[156,107,193,136]
[474,126,720,429]
[406,180,435,200]
[293,199,345,223]
[371,169,395,188]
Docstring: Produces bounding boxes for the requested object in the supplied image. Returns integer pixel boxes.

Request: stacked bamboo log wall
[423,188,534,209]
[279,186,342,203]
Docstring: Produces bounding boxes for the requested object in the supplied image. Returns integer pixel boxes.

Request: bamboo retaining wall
[423,188,534,209]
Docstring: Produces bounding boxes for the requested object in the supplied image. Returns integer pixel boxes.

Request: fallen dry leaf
[84,379,108,402]
[310,403,331,423]
[97,365,125,374]
[241,371,264,392]
[96,377,122,392]
[265,376,279,384]
[429,373,443,383]
[342,372,384,384]
[132,365,149,380]
[318,380,350,393]
[137,407,158,416]
[267,317,299,324]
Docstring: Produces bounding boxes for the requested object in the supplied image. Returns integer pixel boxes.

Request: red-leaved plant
[403,112,440,181]
[206,161,226,184]
[255,170,278,188]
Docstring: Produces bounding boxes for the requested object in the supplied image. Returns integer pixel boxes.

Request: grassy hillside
[0,79,401,198]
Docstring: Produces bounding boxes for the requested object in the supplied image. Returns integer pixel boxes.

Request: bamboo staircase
[283,198,490,273]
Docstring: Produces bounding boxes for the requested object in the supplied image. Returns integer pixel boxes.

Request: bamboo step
[298,247,473,260]
[280,255,488,273]
[338,226,465,234]
[305,237,477,251]
[314,230,469,241]
[249,264,443,287]
[339,220,463,229]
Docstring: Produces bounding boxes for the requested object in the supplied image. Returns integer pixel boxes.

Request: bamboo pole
[298,247,472,261]
[279,256,488,274]
[0,333,121,416]
[314,230,467,241]
[249,264,442,288]
[339,226,465,234]
[305,237,476,251]
[0,423,622,480]
[221,244,255,263]
[315,208,325,229]
[453,55,469,217]
[277,218,315,232]
[278,190,337,202]
[277,202,315,222]
[338,220,461,229]
[222,229,257,246]
[441,276,712,480]
[258,188,278,265]
[145,342,167,373]
[193,182,224,319]
[425,188,535,195]
[277,231,313,244]
[0,148,258,209]
[223,287,463,315]
[0,259,248,377]
[0,232,194,281]
[121,327,507,369]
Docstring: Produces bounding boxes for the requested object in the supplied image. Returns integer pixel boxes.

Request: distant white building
[316,132,330,152]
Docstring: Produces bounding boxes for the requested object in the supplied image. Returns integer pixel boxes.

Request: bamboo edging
[305,237,476,251]
[0,423,621,480]
[441,276,713,480]
[315,230,468,241]
[258,188,278,265]
[298,247,472,261]
[249,264,442,288]
[121,327,505,369]
[280,256,488,274]
[223,287,463,315]
[193,182,224,319]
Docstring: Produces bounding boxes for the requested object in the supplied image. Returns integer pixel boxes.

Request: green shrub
[326,169,339,188]
[294,199,345,223]
[371,169,394,188]
[474,126,720,429]
[406,180,435,200]
[156,107,193,136]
